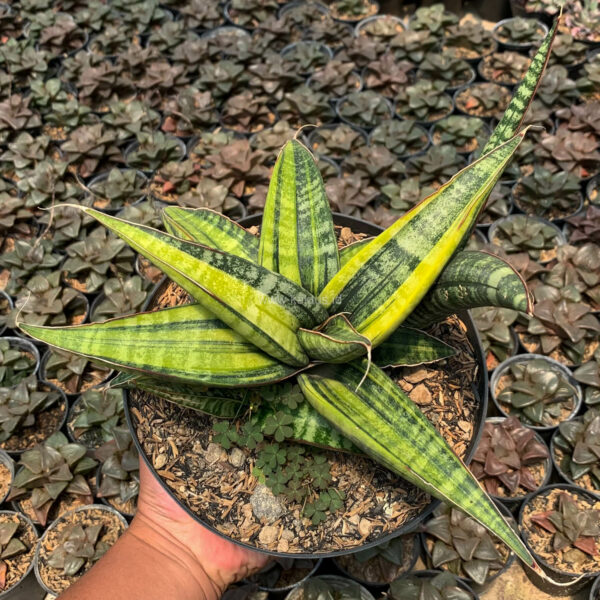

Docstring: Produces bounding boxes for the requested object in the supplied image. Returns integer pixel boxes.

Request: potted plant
[519,485,600,595]
[87,168,148,213]
[405,146,466,190]
[66,388,125,450]
[220,91,277,134]
[441,21,497,62]
[161,89,216,139]
[455,83,512,121]
[389,29,437,65]
[251,121,297,156]
[493,17,548,50]
[7,432,97,526]
[408,3,458,37]
[276,85,336,127]
[125,132,186,173]
[369,120,429,159]
[355,14,404,42]
[430,116,490,156]
[340,145,405,187]
[336,91,393,130]
[537,65,581,108]
[416,53,475,92]
[362,53,413,98]
[307,124,367,161]
[40,349,112,397]
[552,408,599,496]
[561,1,600,44]
[546,33,588,69]
[246,557,322,592]
[490,355,583,431]
[225,0,279,29]
[394,80,453,125]
[512,168,583,220]
[389,570,478,600]
[280,41,332,75]
[285,575,374,600]
[471,416,551,506]
[306,60,362,99]
[421,502,516,588]
[566,206,600,245]
[0,510,39,599]
[333,534,420,587]
[0,339,39,388]
[478,52,531,87]
[18,29,557,570]
[95,426,139,518]
[471,307,519,372]
[488,214,565,263]
[329,0,378,22]
[573,349,600,408]
[34,504,128,596]
[0,375,67,456]
[101,100,160,144]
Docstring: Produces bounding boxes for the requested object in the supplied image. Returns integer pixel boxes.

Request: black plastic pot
[332,533,421,591]
[0,291,13,337]
[386,569,480,600]
[1,381,67,458]
[420,501,517,592]
[550,426,600,500]
[492,17,548,52]
[0,337,40,384]
[490,354,584,435]
[0,511,43,600]
[86,169,148,214]
[591,574,600,600]
[519,484,600,596]
[125,212,489,558]
[482,417,553,512]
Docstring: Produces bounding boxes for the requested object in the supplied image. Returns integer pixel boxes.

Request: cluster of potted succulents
[0,0,599,597]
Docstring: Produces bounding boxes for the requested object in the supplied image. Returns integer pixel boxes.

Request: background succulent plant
[389,571,473,600]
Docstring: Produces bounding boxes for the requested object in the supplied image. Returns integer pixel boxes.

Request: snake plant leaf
[404,251,532,329]
[19,305,300,387]
[319,130,529,347]
[298,314,371,364]
[71,207,329,366]
[482,18,558,154]
[162,207,259,262]
[373,327,456,368]
[251,399,359,452]
[339,239,372,267]
[258,140,339,296]
[114,375,251,418]
[297,360,535,567]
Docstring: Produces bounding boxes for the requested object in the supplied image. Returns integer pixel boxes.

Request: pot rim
[125,212,488,558]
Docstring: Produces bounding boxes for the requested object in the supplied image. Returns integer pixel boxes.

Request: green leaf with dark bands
[297,360,535,567]
[19,305,299,387]
[162,207,259,262]
[259,140,339,296]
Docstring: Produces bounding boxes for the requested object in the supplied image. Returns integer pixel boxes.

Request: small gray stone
[205,442,224,464]
[228,448,245,468]
[250,484,285,523]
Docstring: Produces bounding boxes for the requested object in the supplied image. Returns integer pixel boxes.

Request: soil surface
[521,488,600,575]
[0,512,36,592]
[0,398,66,453]
[37,506,127,595]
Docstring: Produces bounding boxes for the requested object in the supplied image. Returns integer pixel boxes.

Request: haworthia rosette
[259,140,340,296]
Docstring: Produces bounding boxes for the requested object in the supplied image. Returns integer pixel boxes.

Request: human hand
[131,459,269,598]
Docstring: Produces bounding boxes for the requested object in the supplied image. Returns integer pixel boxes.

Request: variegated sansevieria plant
[19,22,559,573]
